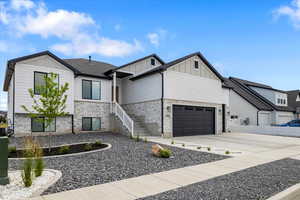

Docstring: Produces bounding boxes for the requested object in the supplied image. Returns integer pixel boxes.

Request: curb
[267,183,300,200]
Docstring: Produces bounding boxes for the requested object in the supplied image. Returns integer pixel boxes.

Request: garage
[173,105,215,137]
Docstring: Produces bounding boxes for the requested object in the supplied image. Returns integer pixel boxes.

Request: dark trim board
[172,104,215,137]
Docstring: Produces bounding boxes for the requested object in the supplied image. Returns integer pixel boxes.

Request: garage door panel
[173,105,215,137]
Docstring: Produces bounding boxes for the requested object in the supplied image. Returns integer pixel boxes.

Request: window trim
[82,79,101,100]
[82,117,101,131]
[31,117,56,132]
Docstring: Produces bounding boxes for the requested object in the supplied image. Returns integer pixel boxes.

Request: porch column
[113,72,117,103]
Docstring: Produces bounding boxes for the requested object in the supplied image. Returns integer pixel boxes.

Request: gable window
[82,117,101,131]
[34,72,59,95]
[151,58,155,66]
[31,117,56,132]
[82,80,101,100]
[194,60,199,69]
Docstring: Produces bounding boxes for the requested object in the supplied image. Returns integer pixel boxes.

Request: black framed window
[151,58,155,66]
[82,117,101,131]
[194,61,199,69]
[82,80,101,100]
[31,117,56,132]
[34,72,47,95]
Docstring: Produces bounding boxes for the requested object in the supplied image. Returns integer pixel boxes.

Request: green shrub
[159,149,172,158]
[182,143,185,147]
[58,145,70,154]
[22,158,33,187]
[207,147,211,151]
[135,135,140,142]
[84,143,93,151]
[171,140,175,145]
[34,157,45,177]
[8,146,17,154]
[225,150,230,155]
[94,140,102,147]
[144,137,148,143]
[197,146,201,150]
[130,135,133,139]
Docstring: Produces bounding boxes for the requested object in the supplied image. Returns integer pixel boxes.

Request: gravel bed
[139,158,300,200]
[8,132,228,195]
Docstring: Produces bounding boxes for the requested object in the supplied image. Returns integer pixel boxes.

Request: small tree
[22,73,69,150]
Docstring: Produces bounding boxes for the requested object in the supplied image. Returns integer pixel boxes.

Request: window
[82,117,101,131]
[82,80,101,100]
[277,99,280,104]
[31,117,56,132]
[283,99,286,104]
[34,72,59,95]
[34,72,47,95]
[151,58,155,66]
[194,60,199,69]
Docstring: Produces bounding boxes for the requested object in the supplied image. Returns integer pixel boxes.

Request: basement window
[82,117,101,131]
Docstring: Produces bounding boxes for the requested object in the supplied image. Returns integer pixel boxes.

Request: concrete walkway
[30,142,300,200]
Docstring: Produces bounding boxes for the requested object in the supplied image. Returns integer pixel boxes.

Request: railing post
[131,121,134,138]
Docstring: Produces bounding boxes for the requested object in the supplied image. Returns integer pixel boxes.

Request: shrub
[94,140,102,147]
[84,143,93,151]
[22,158,33,187]
[144,137,148,143]
[225,150,230,155]
[8,146,17,154]
[159,148,172,158]
[197,146,201,150]
[182,143,185,147]
[34,157,45,177]
[207,147,211,151]
[58,145,70,154]
[130,135,133,139]
[171,140,175,145]
[135,135,140,142]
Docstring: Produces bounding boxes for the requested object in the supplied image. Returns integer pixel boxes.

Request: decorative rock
[152,144,164,157]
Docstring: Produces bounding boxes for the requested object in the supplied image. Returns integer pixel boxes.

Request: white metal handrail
[112,102,134,137]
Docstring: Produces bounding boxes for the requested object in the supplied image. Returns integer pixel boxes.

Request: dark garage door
[173,105,215,137]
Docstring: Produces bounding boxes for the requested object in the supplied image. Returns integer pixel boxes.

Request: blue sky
[0,0,300,110]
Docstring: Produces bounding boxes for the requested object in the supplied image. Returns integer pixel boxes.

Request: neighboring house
[3,51,229,137]
[287,90,300,119]
[224,77,296,126]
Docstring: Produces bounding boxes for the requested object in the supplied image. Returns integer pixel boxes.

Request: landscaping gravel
[139,158,300,200]
[8,132,228,195]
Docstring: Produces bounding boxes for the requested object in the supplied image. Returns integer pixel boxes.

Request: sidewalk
[30,145,300,200]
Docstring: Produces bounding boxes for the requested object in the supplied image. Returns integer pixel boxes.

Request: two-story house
[3,51,230,137]
[224,77,296,126]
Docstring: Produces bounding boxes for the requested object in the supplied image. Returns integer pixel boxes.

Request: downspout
[13,70,15,133]
[160,71,164,135]
[71,114,74,134]
[257,110,260,126]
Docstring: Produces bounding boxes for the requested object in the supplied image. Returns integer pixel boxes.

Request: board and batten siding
[117,56,161,75]
[168,55,219,80]
[74,76,112,103]
[164,70,227,105]
[121,73,162,104]
[14,55,74,114]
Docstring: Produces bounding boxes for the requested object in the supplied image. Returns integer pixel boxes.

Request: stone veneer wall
[14,114,72,137]
[74,100,111,133]
[163,99,224,137]
[122,99,162,136]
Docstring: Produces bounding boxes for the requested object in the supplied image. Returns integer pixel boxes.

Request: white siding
[117,56,162,75]
[250,86,288,106]
[229,90,259,126]
[7,74,14,126]
[74,76,112,103]
[164,71,226,105]
[14,55,74,114]
[121,73,162,104]
[168,55,219,80]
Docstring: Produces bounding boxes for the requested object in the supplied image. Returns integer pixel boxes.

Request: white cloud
[0,0,143,57]
[11,0,34,11]
[274,0,300,29]
[147,29,167,47]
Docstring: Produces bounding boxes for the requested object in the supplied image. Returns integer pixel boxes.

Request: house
[224,77,296,126]
[287,90,300,119]
[3,51,229,137]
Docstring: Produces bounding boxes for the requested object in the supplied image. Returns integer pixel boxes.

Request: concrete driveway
[148,132,300,155]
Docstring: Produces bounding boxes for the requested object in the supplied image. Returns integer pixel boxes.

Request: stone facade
[122,99,162,136]
[74,100,111,133]
[14,114,72,137]
[163,99,224,137]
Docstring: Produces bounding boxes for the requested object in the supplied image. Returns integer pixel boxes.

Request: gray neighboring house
[287,90,300,119]
[4,51,230,137]
[224,77,297,126]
